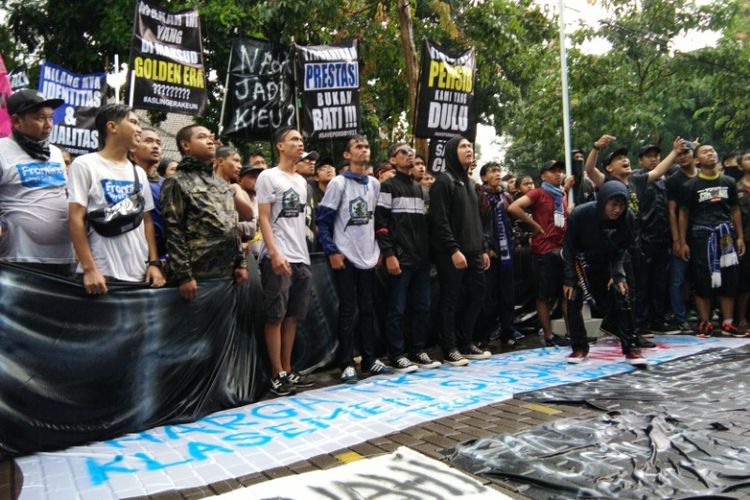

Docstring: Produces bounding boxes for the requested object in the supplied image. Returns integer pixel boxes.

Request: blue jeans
[669,254,688,323]
[384,264,431,361]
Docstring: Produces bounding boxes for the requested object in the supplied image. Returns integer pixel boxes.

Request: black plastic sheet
[0,254,340,460]
[450,347,750,498]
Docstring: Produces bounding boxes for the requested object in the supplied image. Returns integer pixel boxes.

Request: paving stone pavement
[0,333,612,499]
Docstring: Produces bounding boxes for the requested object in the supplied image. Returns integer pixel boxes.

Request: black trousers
[476,257,515,344]
[435,252,487,352]
[567,259,639,355]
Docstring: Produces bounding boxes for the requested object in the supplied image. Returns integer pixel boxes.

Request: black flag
[295,41,360,139]
[129,0,207,116]
[221,37,296,139]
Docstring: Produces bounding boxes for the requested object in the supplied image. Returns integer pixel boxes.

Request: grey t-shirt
[0,138,74,263]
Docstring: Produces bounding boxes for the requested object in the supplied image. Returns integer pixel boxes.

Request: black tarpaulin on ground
[449,347,750,499]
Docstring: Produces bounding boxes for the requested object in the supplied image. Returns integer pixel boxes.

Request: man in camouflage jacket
[161,125,248,300]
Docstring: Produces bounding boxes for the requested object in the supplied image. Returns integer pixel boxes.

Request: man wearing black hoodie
[429,136,490,366]
[562,181,647,365]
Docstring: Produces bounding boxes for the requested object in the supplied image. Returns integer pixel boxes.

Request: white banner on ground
[16,336,749,500]
[215,446,509,499]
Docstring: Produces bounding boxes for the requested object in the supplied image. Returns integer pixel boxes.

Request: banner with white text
[8,64,29,91]
[221,37,296,139]
[295,41,360,139]
[415,40,477,141]
[38,61,105,155]
[129,0,207,116]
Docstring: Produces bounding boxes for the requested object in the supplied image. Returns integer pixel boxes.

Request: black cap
[239,166,264,177]
[315,156,335,170]
[7,89,64,116]
[638,144,661,158]
[602,147,629,166]
[540,160,564,174]
[299,150,319,162]
[682,141,696,152]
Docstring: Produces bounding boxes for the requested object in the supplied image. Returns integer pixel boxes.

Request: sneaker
[636,337,657,348]
[720,323,750,338]
[567,351,587,364]
[340,366,358,384]
[412,352,441,369]
[367,359,394,375]
[659,323,682,335]
[460,344,491,360]
[287,371,314,388]
[696,321,714,339]
[649,322,676,334]
[444,350,469,367]
[625,351,648,366]
[544,333,571,347]
[392,356,418,373]
[676,321,693,334]
[270,371,295,396]
[637,327,655,339]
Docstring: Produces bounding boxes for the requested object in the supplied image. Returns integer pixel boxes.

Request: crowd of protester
[2,90,750,397]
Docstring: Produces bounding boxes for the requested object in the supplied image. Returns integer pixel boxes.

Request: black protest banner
[8,64,29,91]
[295,41,360,139]
[221,37,295,139]
[38,62,105,155]
[129,0,206,116]
[415,40,477,141]
[427,138,449,173]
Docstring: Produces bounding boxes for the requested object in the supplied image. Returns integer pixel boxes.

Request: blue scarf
[542,181,565,228]
[486,190,513,270]
[698,222,739,288]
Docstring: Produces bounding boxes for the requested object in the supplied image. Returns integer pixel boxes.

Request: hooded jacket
[428,136,487,255]
[562,181,634,286]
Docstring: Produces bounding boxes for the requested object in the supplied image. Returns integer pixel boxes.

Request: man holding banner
[0,89,75,275]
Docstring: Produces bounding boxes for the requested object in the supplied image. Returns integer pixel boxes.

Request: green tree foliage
[4,0,743,170]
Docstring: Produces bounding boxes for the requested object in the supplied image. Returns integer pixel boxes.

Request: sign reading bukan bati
[129,0,207,116]
[415,40,477,142]
[296,41,360,140]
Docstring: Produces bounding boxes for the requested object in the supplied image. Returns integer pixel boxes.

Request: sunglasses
[395,147,414,156]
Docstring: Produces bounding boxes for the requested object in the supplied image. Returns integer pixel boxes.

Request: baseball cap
[540,160,564,174]
[315,156,335,171]
[602,147,629,166]
[299,151,319,162]
[681,141,696,152]
[239,165,264,177]
[638,144,661,157]
[7,89,64,116]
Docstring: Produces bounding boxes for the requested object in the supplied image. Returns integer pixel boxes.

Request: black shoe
[287,370,314,388]
[270,372,295,396]
[544,334,571,347]
[460,344,491,360]
[637,337,657,348]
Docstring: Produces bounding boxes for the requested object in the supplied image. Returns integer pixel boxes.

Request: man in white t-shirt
[0,89,74,275]
[67,104,165,294]
[316,135,393,384]
[255,127,312,396]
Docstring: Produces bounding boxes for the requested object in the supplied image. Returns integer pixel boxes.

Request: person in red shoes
[562,181,647,366]
[677,144,747,338]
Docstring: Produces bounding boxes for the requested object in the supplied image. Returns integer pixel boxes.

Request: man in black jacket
[562,181,646,365]
[375,142,441,372]
[429,136,490,366]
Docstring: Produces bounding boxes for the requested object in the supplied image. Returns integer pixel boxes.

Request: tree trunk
[395,0,427,157]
